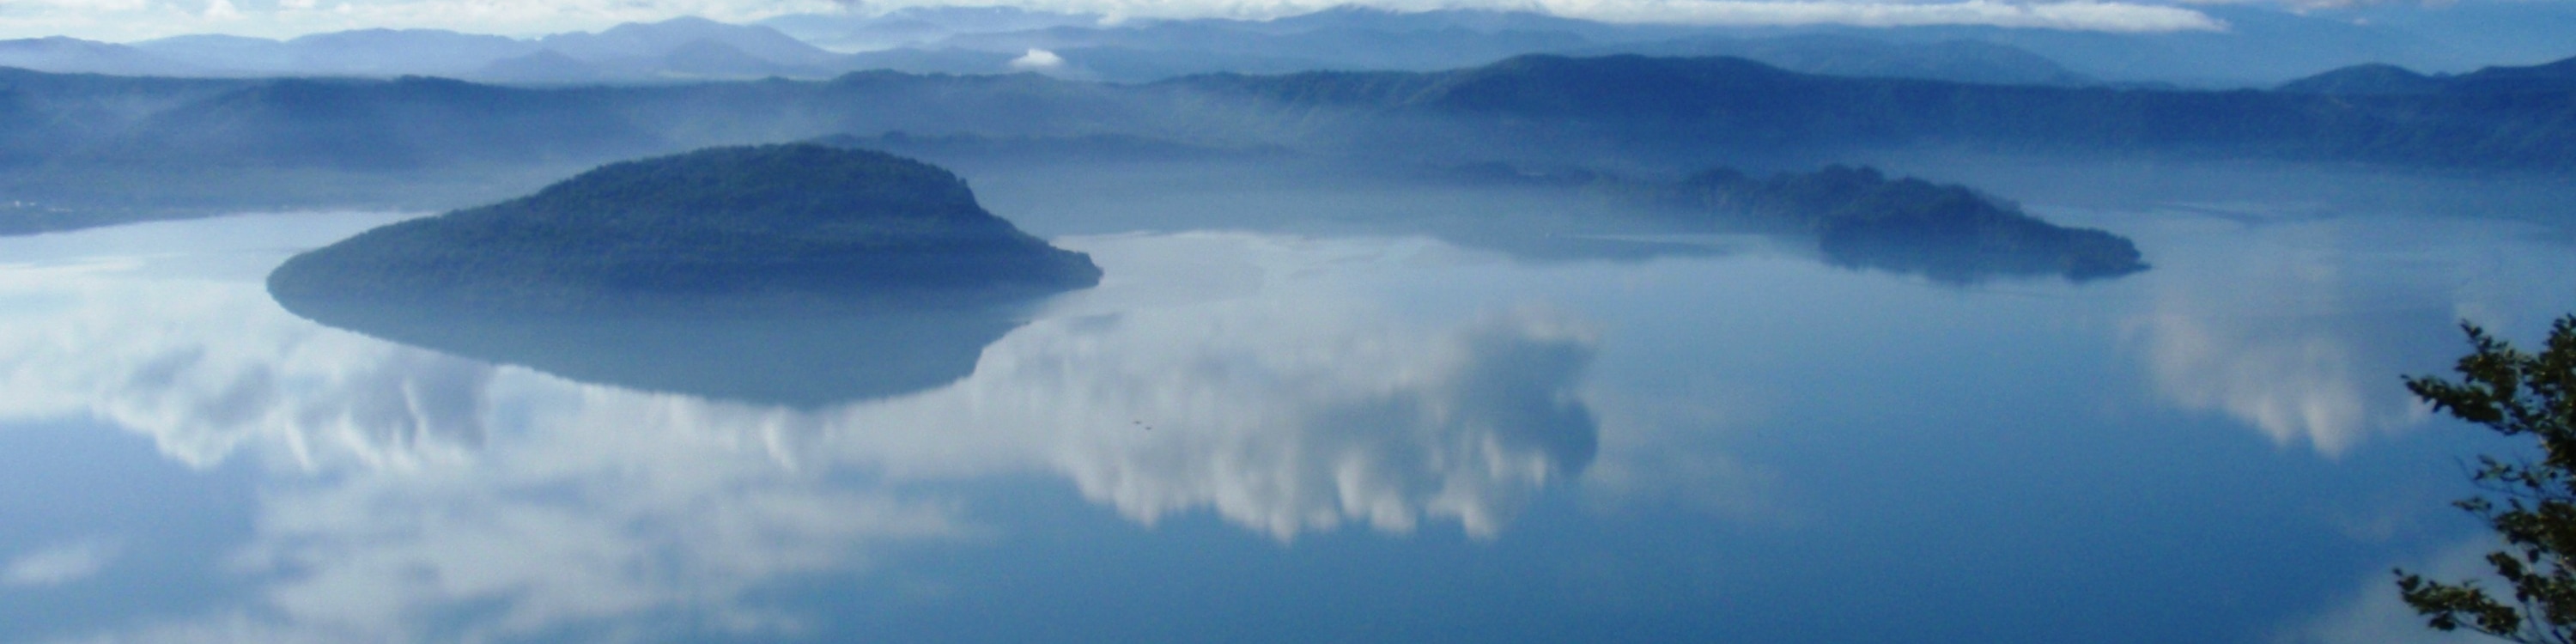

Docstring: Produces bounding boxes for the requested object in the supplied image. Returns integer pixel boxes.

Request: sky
[0,0,2239,43]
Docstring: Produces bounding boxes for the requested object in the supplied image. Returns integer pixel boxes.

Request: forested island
[266,143,1096,404]
[268,143,1102,313]
[1601,165,2147,282]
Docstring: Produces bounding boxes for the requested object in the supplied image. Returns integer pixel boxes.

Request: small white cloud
[3,539,118,588]
[1008,48,1066,71]
[1543,0,2225,33]
[9,0,150,10]
[202,0,242,20]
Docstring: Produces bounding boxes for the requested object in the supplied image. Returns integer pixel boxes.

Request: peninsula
[1604,165,2147,282]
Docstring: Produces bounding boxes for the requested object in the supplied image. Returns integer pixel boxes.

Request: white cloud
[0,287,957,636]
[2135,307,2397,456]
[2172,0,2414,11]
[0,223,1619,639]
[31,612,349,644]
[1007,47,1064,70]
[1535,0,2224,32]
[859,0,2221,32]
[0,244,955,636]
[9,0,154,11]
[0,0,835,40]
[3,539,118,587]
[0,272,495,473]
[0,0,2221,42]
[816,301,1601,538]
[2125,210,2576,457]
[0,224,1605,538]
[239,434,964,638]
[2127,216,2424,457]
[741,233,1606,539]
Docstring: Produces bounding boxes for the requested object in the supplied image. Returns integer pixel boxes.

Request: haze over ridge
[5,1,2571,92]
[5,0,2229,42]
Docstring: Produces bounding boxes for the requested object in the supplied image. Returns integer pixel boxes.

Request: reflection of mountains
[1416,162,2149,282]
[273,295,1028,407]
[919,149,2142,283]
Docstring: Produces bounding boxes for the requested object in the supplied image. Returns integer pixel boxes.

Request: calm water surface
[0,172,2569,643]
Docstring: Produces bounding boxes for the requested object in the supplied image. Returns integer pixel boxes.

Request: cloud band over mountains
[0,0,2221,42]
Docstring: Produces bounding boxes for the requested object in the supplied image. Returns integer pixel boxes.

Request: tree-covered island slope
[1589,165,2145,283]
[268,143,1101,314]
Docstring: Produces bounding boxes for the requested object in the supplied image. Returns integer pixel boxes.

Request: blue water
[0,170,2565,643]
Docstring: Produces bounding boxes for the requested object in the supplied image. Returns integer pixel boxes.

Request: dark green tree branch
[2399,315,2576,644]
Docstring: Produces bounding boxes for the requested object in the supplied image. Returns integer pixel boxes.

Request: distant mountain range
[2280,57,2576,95]
[759,3,2576,86]
[1168,52,2576,169]
[1,3,2571,87]
[0,17,858,84]
[0,52,2567,231]
[0,13,2087,86]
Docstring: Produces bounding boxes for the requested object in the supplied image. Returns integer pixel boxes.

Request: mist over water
[0,0,2569,636]
[0,159,2561,641]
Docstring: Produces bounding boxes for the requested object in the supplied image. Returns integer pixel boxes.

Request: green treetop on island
[1598,164,2146,283]
[268,143,1101,313]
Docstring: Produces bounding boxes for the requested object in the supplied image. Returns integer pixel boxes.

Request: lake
[0,160,2567,643]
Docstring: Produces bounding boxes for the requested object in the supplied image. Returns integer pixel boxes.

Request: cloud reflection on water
[3,538,118,588]
[2136,308,2403,457]
[235,404,964,639]
[803,301,1601,539]
[0,266,492,472]
[2126,215,2575,457]
[0,230,1602,639]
